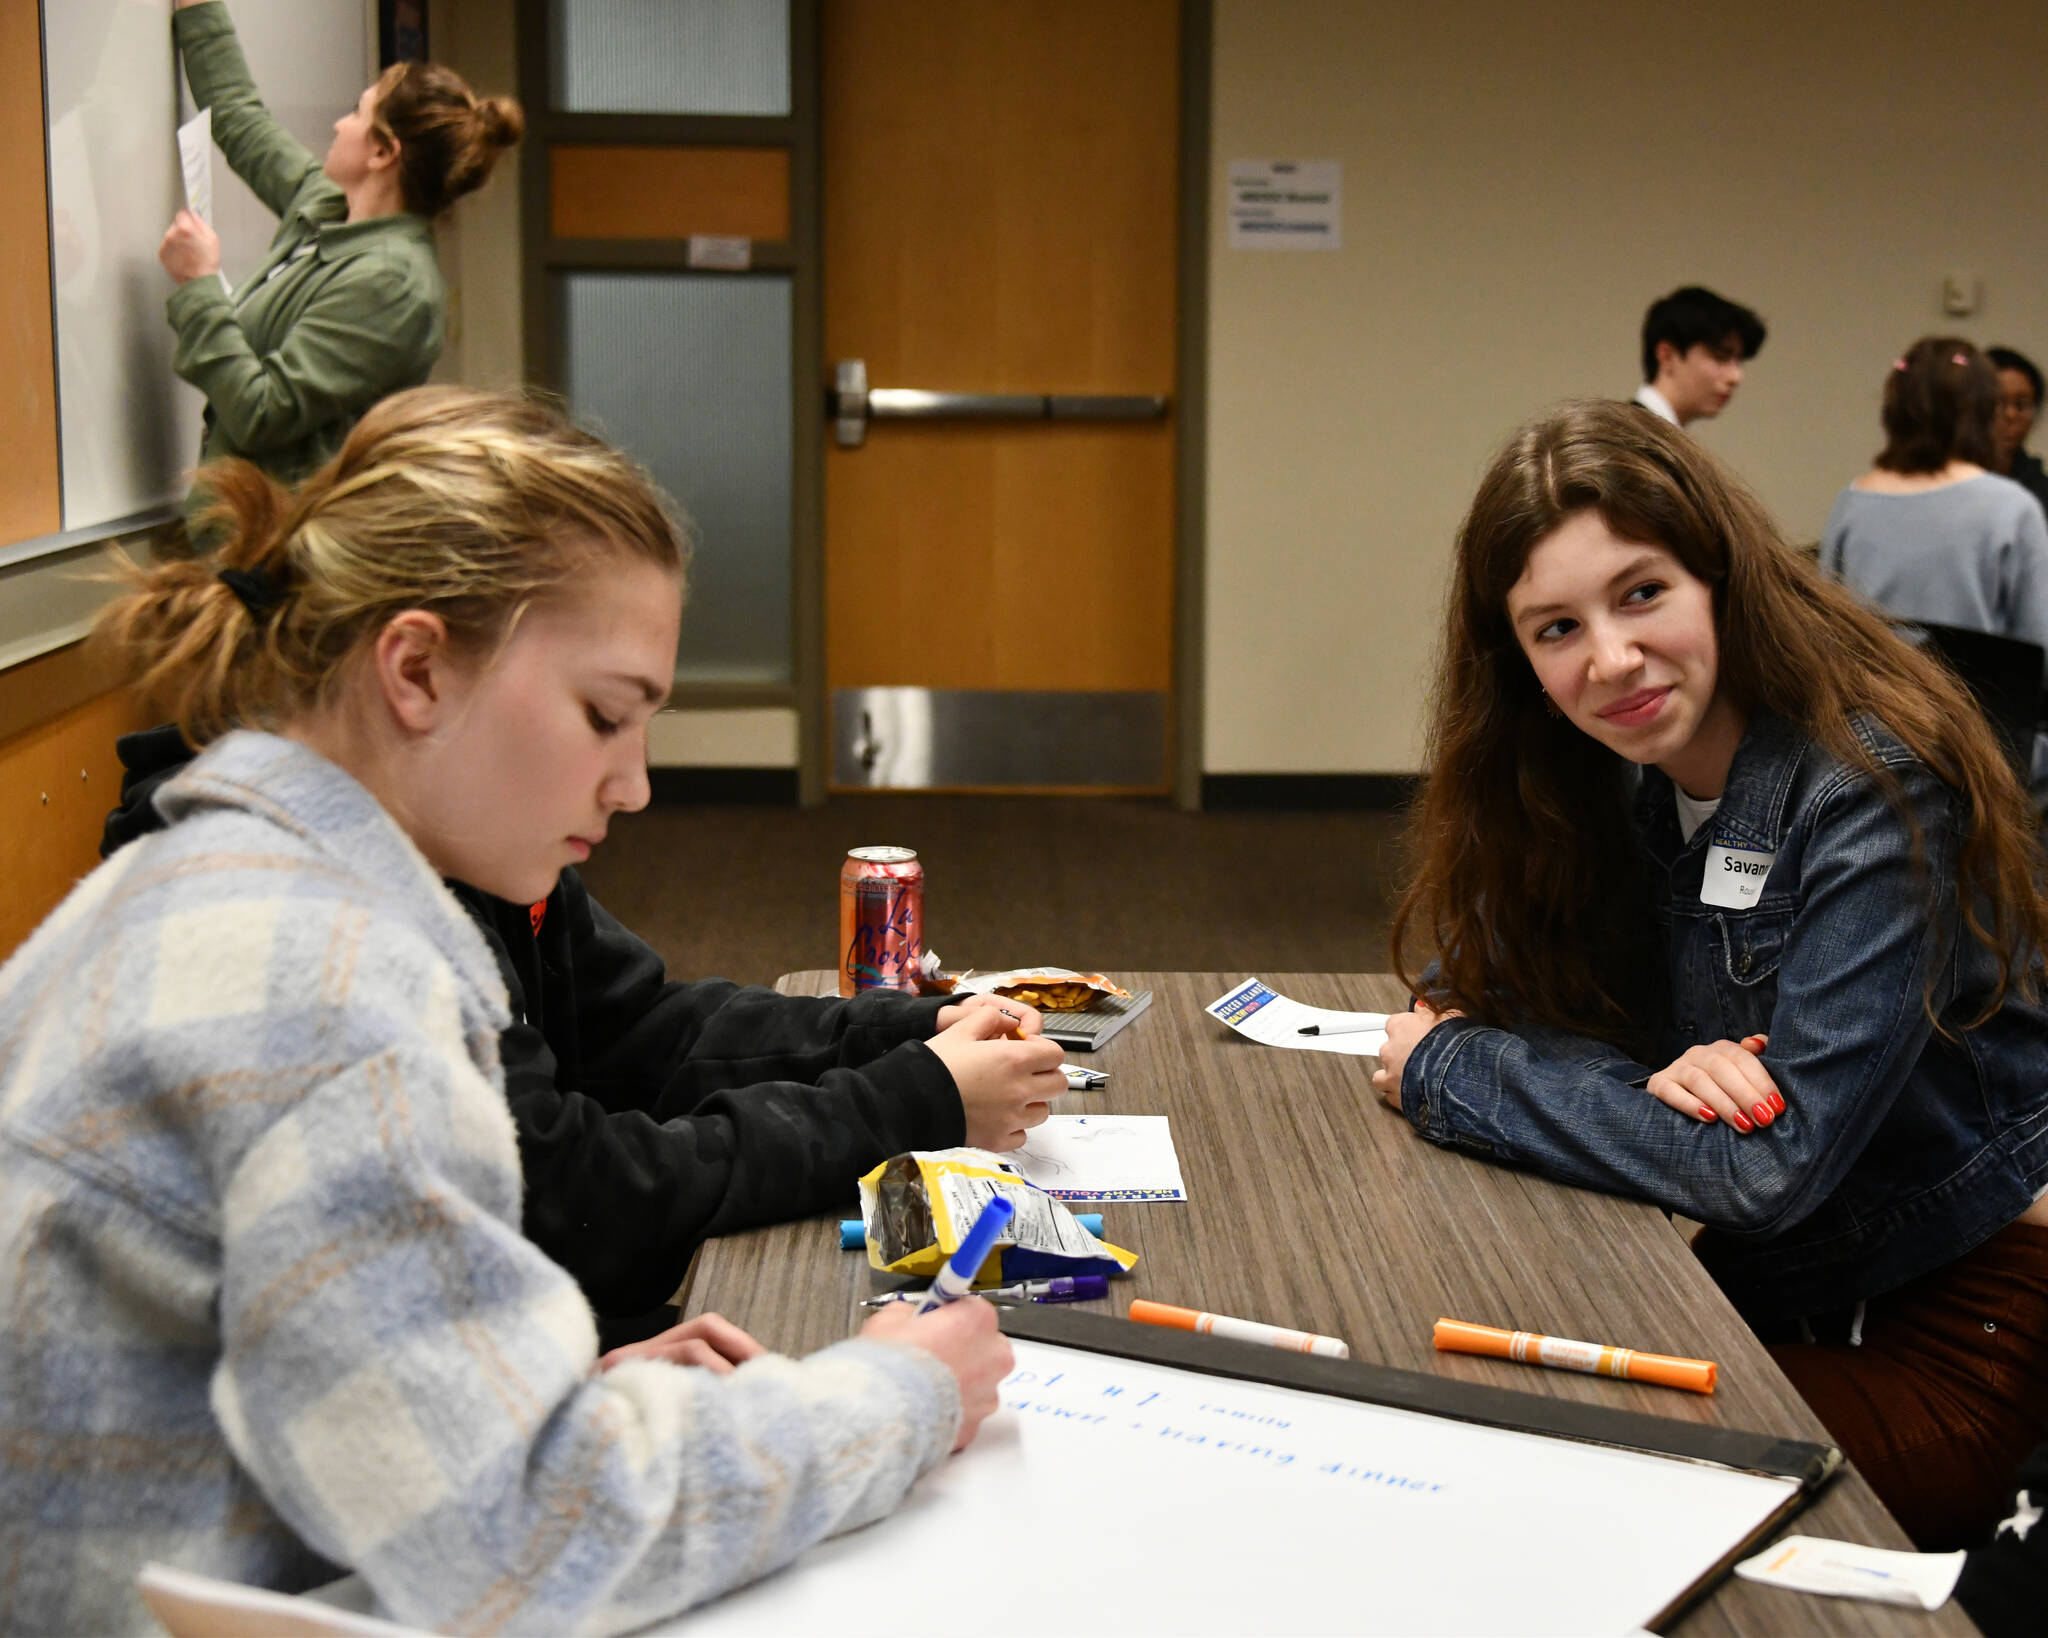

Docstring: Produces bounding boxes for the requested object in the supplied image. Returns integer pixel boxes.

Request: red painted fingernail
[1768,1091,1785,1115]
[1696,1106,1716,1122]
[1751,1102,1773,1127]
[1731,1109,1754,1133]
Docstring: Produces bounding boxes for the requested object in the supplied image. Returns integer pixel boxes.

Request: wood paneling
[1,3,60,545]
[550,146,791,242]
[823,0,1179,695]
[0,638,126,746]
[681,972,1971,1637]
[0,675,149,963]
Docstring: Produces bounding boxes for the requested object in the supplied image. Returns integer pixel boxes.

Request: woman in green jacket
[158,0,522,489]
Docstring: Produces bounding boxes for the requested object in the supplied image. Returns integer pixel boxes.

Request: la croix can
[839,846,924,996]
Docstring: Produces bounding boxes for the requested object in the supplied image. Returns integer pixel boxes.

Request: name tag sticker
[1702,844,1775,908]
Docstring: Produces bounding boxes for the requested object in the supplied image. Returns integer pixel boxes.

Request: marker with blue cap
[916,1195,1016,1314]
[841,1213,1101,1249]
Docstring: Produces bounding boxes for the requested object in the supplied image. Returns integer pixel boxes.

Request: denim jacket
[1401,709,2048,1325]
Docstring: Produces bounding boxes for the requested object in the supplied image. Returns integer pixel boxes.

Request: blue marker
[915,1195,1016,1314]
[841,1212,1101,1249]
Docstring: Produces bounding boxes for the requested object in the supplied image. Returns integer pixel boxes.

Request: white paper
[668,1337,1801,1637]
[177,108,215,225]
[1734,1536,1964,1610]
[1227,158,1342,250]
[1008,1114,1186,1201]
[1207,976,1389,1056]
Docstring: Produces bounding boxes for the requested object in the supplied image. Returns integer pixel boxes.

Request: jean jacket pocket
[1712,908,1794,988]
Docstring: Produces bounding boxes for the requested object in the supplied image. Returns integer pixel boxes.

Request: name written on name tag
[1702,842,1775,909]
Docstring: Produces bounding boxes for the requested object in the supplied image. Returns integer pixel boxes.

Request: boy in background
[1634,285,1767,428]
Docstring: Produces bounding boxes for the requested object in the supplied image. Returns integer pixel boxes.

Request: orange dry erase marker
[1433,1317,1716,1394]
[1131,1299,1350,1359]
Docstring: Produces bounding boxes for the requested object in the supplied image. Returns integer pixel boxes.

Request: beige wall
[417,1,2048,778]
[426,0,524,390]
[1205,0,2048,774]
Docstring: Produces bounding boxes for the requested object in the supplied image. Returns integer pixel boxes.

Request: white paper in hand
[177,108,214,224]
[175,107,230,294]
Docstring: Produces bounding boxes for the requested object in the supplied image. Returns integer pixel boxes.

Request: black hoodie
[102,726,963,1328]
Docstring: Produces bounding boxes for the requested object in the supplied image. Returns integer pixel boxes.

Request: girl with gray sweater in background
[1823,337,2048,796]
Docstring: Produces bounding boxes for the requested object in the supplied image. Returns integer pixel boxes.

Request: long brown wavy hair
[1391,399,2046,1044]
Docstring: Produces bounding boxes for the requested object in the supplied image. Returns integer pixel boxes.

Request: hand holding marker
[916,1195,1017,1314]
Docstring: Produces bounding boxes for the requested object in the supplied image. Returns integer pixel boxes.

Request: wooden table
[678,973,1977,1636]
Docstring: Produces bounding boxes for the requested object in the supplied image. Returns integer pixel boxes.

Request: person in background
[0,387,1015,1636]
[1376,401,2048,1552]
[1821,337,2048,801]
[1633,285,1767,429]
[1988,345,2048,516]
[158,0,522,491]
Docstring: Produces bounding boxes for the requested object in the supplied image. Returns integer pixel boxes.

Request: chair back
[1911,621,2044,783]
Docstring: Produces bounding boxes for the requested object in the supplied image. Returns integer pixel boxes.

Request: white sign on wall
[1227,159,1342,251]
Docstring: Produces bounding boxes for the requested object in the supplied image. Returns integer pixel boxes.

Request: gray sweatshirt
[1822,473,2048,783]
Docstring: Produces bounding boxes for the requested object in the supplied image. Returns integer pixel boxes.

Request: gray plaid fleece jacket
[0,732,958,1635]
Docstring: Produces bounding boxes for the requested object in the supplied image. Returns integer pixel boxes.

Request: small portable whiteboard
[666,1309,1832,1638]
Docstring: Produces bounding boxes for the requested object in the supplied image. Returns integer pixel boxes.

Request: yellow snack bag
[857,1148,1139,1284]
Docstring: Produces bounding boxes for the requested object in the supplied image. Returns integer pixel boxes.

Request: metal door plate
[832,688,1166,788]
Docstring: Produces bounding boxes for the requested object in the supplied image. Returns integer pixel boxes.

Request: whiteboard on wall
[42,0,372,533]
[666,1335,1810,1637]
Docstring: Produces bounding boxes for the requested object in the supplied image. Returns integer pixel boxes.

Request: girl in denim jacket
[1376,399,2048,1551]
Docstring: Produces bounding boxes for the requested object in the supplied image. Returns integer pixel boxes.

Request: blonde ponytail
[96,386,686,748]
[95,461,301,744]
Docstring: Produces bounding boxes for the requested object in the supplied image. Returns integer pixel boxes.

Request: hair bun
[476,95,526,150]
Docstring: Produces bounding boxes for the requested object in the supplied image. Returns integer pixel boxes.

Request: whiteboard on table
[42,0,372,533]
[663,1335,1807,1638]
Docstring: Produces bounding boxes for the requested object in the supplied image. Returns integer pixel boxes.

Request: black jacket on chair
[102,726,962,1327]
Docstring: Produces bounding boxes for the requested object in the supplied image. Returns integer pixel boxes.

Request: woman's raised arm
[172,2,323,220]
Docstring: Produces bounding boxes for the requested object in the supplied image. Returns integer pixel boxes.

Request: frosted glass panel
[562,273,792,685]
[551,0,790,115]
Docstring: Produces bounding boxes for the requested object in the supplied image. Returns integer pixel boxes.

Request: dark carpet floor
[577,795,1413,990]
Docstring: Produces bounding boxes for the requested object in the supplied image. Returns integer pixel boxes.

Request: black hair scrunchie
[217,567,285,619]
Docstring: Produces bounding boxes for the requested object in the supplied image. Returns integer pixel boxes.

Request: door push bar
[831,359,1168,448]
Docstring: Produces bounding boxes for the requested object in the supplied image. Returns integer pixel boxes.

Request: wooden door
[822,0,1178,792]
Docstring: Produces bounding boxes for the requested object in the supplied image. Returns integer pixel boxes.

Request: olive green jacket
[169,2,444,488]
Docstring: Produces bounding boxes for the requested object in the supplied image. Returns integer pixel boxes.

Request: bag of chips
[952,967,1131,1012]
[856,1148,1138,1284]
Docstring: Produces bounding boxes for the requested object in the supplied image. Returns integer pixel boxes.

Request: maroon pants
[1765,1221,2048,1551]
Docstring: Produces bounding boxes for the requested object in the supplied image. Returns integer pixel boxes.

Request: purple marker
[864,1274,1109,1307]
